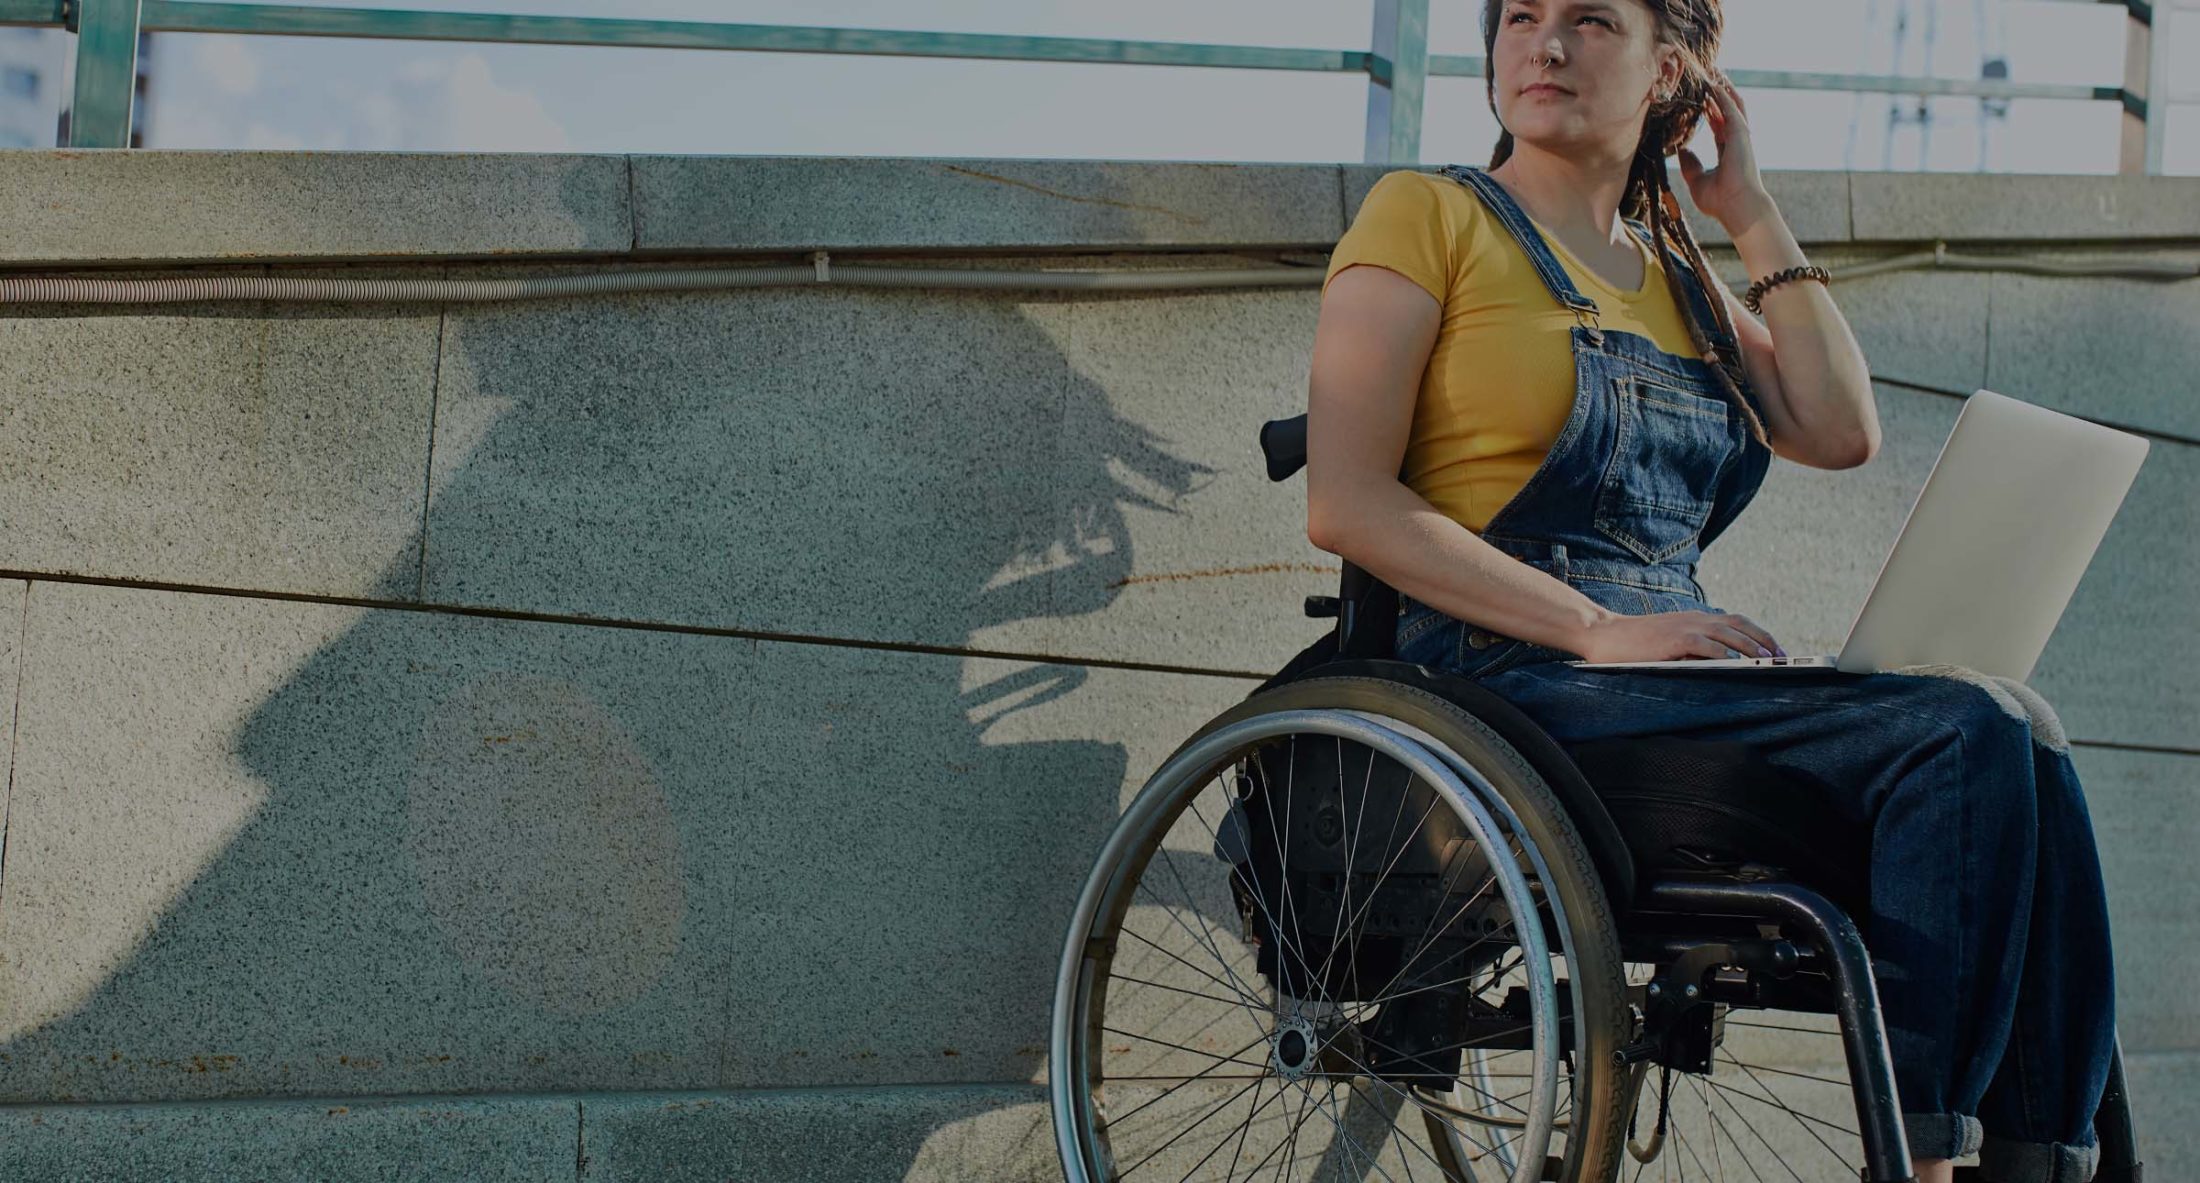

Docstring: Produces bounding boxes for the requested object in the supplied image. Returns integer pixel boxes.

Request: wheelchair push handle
[1259,413,1309,482]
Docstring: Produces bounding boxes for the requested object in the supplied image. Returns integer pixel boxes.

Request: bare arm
[1303,263,1617,655]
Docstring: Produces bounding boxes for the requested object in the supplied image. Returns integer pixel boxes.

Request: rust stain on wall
[1108,561,1341,589]
[937,165,1210,226]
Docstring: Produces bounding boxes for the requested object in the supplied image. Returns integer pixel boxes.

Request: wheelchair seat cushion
[1256,645,1871,920]
[1562,735,1871,920]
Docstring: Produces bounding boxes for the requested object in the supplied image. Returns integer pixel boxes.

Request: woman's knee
[1880,663,2058,752]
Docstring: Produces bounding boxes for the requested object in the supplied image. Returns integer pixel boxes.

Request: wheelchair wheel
[1608,965,2142,1183]
[1612,962,1868,1178]
[1050,674,1635,1182]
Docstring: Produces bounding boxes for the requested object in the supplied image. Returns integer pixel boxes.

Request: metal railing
[0,0,2186,173]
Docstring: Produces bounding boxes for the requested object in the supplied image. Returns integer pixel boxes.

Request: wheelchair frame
[1046,413,2142,1183]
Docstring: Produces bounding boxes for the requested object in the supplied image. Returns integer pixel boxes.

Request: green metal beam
[12,0,2168,173]
[70,0,143,148]
[1430,54,2125,105]
[138,2,1371,74]
[0,0,64,25]
[116,3,2156,111]
[2136,0,2172,172]
[1364,0,1429,165]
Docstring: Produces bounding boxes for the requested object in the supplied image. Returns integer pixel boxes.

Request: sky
[43,0,2200,173]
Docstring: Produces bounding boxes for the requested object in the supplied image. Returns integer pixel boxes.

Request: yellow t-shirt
[1321,169,1708,534]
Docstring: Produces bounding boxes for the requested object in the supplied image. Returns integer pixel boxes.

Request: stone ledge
[0,1084,1058,1183]
[0,1094,579,1183]
[4,152,2197,268]
[0,151,633,268]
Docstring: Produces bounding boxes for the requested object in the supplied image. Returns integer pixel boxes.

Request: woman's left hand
[1676,70,1773,233]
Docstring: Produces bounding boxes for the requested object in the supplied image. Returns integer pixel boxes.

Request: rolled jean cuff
[1904,1111,1984,1160]
[1979,1133,2099,1183]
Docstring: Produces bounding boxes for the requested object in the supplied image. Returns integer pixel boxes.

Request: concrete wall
[0,151,2193,1180]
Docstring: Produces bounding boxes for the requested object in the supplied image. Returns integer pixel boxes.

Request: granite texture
[0,1094,578,1183]
[0,581,1251,1102]
[635,155,1345,254]
[0,265,441,600]
[0,151,632,265]
[1985,246,2200,440]
[1852,171,2200,242]
[581,1085,1056,1182]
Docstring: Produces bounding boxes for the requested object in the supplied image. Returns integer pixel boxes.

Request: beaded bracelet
[1744,264,1831,315]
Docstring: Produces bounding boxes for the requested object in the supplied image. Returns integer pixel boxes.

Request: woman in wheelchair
[1300,2,2118,1182]
[1048,2,2130,1183]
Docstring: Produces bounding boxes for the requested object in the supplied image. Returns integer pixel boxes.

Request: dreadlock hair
[1480,0,1771,448]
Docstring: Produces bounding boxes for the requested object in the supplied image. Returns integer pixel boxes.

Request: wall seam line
[0,567,2173,756]
[1982,266,1995,390]
[1335,163,1348,240]
[0,582,29,913]
[0,567,1279,678]
[0,1079,1048,1112]
[1869,372,2195,448]
[626,155,640,254]
[416,298,448,604]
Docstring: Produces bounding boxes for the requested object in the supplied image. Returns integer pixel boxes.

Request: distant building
[1,25,153,148]
[0,26,61,147]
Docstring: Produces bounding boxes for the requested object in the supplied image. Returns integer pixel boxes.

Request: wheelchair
[1047,414,2142,1183]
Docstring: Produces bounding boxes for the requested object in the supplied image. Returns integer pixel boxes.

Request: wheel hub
[1270,1014,1319,1080]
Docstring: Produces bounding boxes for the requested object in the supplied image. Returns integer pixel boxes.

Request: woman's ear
[1659,49,1683,96]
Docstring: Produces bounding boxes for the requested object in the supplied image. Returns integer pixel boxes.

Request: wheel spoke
[1195,771,1324,1011]
[1305,776,1447,998]
[1700,1090,1771,1183]
[1304,1029,1515,1183]
[1689,1076,1725,1183]
[1714,1054,1850,1090]
[1219,1071,1292,1183]
[1301,1078,1404,1183]
[1138,846,1276,1024]
[1110,969,1254,1011]
[1234,1080,1317,1183]
[1704,1069,1860,1140]
[1697,1070,1811,1183]
[1105,1029,1274,1128]
[1101,1025,1272,1074]
[1117,924,1268,1017]
[1305,735,1384,1014]
[1115,1071,1271,1180]
[1724,1019,1841,1037]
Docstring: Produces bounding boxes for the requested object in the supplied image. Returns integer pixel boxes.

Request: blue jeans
[1397,604,2119,1182]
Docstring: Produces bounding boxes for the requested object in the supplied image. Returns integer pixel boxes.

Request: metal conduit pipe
[0,245,2190,306]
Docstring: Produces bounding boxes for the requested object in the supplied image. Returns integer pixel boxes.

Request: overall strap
[1435,164,1602,332]
[1624,214,1767,439]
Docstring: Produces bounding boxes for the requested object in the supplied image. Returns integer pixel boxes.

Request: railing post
[1364,0,1430,165]
[68,0,142,148]
[2138,0,2185,176]
[2116,0,2169,175]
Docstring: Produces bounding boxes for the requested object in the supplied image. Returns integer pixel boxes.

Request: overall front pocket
[1592,376,1738,564]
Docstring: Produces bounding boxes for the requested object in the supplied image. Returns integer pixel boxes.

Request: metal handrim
[1050,708,1565,1183]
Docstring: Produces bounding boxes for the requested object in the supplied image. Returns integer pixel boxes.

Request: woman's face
[1493,0,1677,157]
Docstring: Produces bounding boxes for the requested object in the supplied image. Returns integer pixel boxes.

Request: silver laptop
[1567,388,2150,681]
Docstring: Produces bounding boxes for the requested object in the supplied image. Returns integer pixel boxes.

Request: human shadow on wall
[0,224,1330,1175]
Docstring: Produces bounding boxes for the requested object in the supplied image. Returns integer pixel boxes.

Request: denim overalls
[1394,163,2117,1182]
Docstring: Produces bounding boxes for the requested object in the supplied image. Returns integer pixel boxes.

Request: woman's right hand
[1576,610,1784,663]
